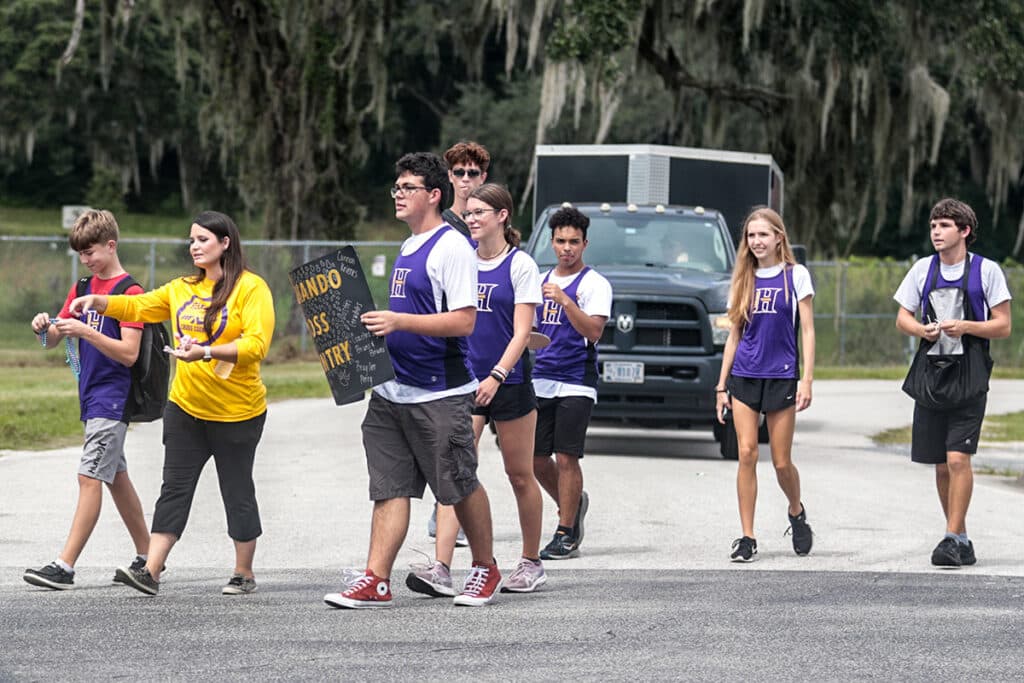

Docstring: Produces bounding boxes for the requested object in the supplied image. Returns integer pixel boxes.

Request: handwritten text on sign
[288,247,394,405]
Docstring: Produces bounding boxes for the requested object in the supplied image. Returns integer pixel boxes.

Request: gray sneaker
[500,557,547,593]
[222,574,257,595]
[405,560,455,597]
[114,565,159,595]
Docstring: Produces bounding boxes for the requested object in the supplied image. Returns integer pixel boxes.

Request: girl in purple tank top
[715,208,817,563]
[421,184,548,594]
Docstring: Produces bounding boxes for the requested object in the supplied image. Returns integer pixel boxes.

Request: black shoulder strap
[110,275,140,296]
[960,254,975,322]
[76,276,90,297]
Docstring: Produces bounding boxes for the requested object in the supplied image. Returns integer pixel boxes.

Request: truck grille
[600,298,708,353]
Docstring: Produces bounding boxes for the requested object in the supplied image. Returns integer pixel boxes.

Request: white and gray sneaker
[405,559,455,597]
[500,557,547,593]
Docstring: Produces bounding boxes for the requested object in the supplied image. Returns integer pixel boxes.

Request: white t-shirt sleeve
[511,250,543,305]
[429,230,478,311]
[792,264,814,301]
[578,270,613,318]
[981,259,1012,309]
[893,257,932,312]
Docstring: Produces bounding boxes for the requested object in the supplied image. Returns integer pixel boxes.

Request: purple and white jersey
[533,267,613,400]
[731,264,814,379]
[894,252,1012,356]
[467,248,542,384]
[382,224,474,393]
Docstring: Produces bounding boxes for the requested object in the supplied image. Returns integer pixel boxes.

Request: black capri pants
[152,401,267,542]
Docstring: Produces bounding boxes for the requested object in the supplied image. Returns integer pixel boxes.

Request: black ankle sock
[556,525,573,536]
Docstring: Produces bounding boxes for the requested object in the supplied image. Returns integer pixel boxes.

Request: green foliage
[85,166,127,216]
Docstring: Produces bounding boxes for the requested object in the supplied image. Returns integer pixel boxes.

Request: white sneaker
[405,560,455,597]
[500,557,546,593]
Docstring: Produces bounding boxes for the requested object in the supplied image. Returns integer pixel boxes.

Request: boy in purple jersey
[716,207,816,563]
[324,152,501,609]
[532,207,612,560]
[23,209,151,590]
[894,198,1012,568]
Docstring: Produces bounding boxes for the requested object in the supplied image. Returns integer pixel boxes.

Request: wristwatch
[202,345,212,362]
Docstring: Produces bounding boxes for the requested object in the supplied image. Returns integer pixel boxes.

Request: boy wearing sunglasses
[443,141,490,238]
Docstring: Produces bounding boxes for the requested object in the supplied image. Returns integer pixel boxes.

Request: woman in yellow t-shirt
[70,210,275,597]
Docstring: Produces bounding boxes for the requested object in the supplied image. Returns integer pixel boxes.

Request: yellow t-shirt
[104,270,275,421]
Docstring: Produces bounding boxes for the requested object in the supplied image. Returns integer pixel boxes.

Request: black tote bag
[901,255,993,411]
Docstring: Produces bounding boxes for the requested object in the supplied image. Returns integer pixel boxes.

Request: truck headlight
[712,313,731,346]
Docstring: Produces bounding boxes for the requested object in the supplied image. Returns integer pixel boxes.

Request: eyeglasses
[390,184,427,198]
[451,168,482,178]
[461,208,497,220]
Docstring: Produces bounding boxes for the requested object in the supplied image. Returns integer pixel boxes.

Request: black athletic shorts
[726,375,797,413]
[473,381,537,422]
[911,396,986,464]
[534,396,593,459]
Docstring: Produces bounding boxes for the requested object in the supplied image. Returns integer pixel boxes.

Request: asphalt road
[2,380,1023,681]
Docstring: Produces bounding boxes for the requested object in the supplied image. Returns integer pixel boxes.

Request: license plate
[603,361,645,384]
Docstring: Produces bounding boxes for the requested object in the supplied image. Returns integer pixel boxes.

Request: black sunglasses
[451,168,481,178]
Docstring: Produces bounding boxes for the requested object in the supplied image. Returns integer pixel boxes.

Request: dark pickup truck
[525,202,736,442]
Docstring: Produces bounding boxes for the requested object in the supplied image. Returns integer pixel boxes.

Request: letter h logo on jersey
[751,287,781,315]
[85,309,103,331]
[477,283,498,312]
[541,299,563,325]
[390,268,411,299]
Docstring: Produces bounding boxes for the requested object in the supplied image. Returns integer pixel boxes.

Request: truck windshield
[530,214,731,273]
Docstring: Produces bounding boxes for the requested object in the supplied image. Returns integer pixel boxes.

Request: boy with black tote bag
[893,198,1012,569]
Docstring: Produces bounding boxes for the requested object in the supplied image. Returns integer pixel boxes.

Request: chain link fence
[2,236,1021,366]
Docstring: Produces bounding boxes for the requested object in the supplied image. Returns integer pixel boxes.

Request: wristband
[203,345,213,362]
[489,370,506,383]
[715,388,727,393]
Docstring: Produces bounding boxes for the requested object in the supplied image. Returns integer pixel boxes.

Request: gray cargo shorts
[361,391,480,505]
[80,418,129,484]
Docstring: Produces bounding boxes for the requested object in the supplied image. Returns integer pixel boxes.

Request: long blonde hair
[728,207,797,327]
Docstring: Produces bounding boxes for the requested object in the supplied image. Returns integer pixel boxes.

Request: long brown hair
[469,183,521,247]
[187,211,249,336]
[728,207,797,327]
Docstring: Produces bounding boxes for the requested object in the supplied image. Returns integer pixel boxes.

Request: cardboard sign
[289,247,394,405]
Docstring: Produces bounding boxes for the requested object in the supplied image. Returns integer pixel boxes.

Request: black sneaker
[23,562,74,590]
[959,540,977,566]
[113,556,166,584]
[931,537,962,568]
[730,536,758,562]
[786,504,813,556]
[572,491,590,547]
[222,574,257,595]
[539,532,579,560]
[114,565,159,595]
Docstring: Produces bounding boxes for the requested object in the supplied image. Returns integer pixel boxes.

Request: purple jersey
[386,225,472,390]
[467,248,528,384]
[920,253,987,323]
[731,267,800,379]
[534,267,599,388]
[59,274,144,422]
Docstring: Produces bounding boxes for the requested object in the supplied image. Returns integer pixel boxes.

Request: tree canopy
[1,0,1021,258]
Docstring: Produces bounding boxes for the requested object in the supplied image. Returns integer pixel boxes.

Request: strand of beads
[39,319,81,381]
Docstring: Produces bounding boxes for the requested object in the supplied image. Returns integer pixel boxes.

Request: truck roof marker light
[627,203,638,212]
[655,204,665,213]
[600,203,611,212]
[694,206,705,215]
